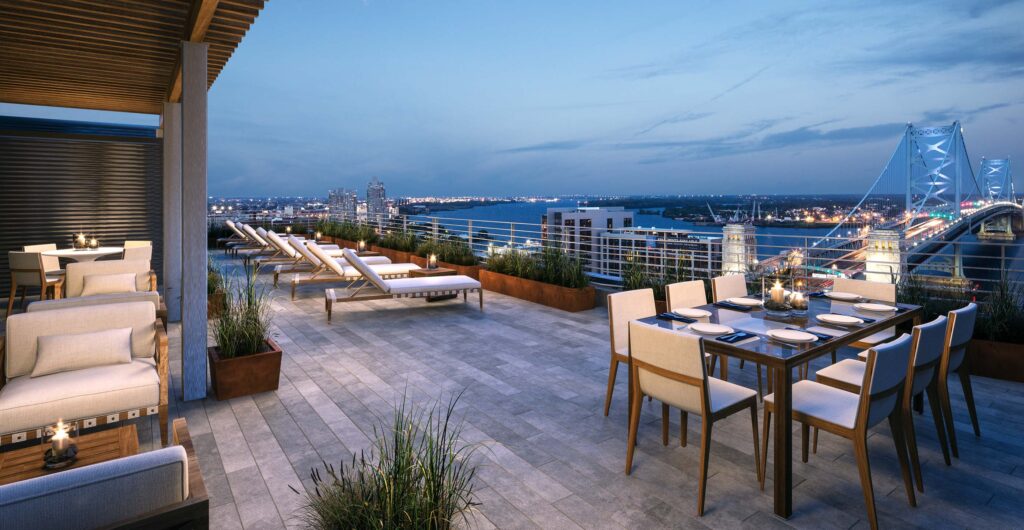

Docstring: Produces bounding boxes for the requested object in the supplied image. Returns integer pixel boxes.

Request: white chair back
[628,321,707,414]
[666,280,706,311]
[341,248,389,292]
[227,220,247,239]
[833,278,895,303]
[607,288,656,356]
[241,224,267,246]
[288,235,320,265]
[862,333,912,427]
[945,303,977,372]
[711,274,746,302]
[8,251,45,286]
[122,244,152,263]
[908,315,947,395]
[64,260,151,297]
[308,243,346,276]
[265,231,297,258]
[23,243,59,273]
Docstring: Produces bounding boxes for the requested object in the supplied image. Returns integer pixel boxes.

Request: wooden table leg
[720,355,729,381]
[773,364,793,517]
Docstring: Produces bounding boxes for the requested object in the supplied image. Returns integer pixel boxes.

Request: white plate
[689,323,734,336]
[817,314,864,325]
[672,308,711,318]
[726,297,763,307]
[825,291,861,301]
[766,329,817,344]
[855,302,897,312]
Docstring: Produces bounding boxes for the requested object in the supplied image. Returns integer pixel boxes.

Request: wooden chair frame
[936,308,980,459]
[325,285,482,322]
[625,349,760,516]
[7,252,63,317]
[761,349,916,530]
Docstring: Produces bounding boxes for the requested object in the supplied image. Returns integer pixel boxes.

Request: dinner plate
[673,308,711,318]
[855,302,897,312]
[817,314,864,325]
[689,323,734,336]
[825,291,861,301]
[726,297,763,307]
[766,329,817,344]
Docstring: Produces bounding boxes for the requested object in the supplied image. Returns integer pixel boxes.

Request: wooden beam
[167,0,220,102]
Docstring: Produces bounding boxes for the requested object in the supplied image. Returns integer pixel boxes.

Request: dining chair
[123,241,153,263]
[605,288,656,416]
[815,315,950,491]
[23,243,62,276]
[937,303,979,459]
[710,274,764,396]
[665,280,707,311]
[833,277,897,349]
[625,322,759,516]
[761,333,917,530]
[7,251,63,317]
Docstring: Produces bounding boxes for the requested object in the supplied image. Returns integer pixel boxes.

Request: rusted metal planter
[208,337,283,400]
[967,339,1024,383]
[480,270,596,312]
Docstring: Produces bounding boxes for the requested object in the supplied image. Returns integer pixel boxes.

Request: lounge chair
[324,249,482,322]
[236,224,276,263]
[290,241,416,299]
[283,236,391,295]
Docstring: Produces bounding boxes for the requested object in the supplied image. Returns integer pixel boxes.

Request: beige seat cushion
[81,273,138,297]
[815,359,866,390]
[384,275,481,295]
[340,263,420,279]
[28,291,161,313]
[765,380,859,429]
[32,328,133,377]
[707,377,757,413]
[0,358,159,435]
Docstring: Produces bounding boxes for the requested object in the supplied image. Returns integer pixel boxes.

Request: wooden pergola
[0,0,267,400]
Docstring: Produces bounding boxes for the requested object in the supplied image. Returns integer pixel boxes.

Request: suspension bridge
[802,121,1021,282]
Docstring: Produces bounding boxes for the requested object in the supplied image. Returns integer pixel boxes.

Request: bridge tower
[864,229,901,284]
[721,223,757,274]
[979,157,1013,203]
[903,122,978,225]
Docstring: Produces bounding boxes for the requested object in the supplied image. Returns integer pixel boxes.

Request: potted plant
[207,259,227,319]
[480,246,595,312]
[208,264,281,400]
[294,393,480,529]
[967,276,1024,382]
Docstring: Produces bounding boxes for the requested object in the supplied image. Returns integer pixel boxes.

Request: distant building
[542,206,633,269]
[367,177,387,221]
[597,228,722,278]
[721,223,758,274]
[328,188,358,219]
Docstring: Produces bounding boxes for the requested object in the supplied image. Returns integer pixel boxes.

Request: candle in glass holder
[76,233,87,248]
[88,237,98,249]
[358,240,366,252]
[315,231,322,241]
[51,420,70,457]
[428,254,438,269]
[791,292,806,310]
[770,281,785,305]
[285,226,292,234]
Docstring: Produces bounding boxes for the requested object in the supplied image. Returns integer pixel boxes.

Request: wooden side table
[410,267,457,302]
[0,424,139,485]
[356,250,381,257]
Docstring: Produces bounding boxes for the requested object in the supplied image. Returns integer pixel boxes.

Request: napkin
[715,331,756,344]
[656,313,696,323]
[714,301,752,312]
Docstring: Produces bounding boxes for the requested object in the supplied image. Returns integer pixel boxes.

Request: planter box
[480,270,595,312]
[208,337,283,400]
[967,339,1024,383]
[409,255,481,279]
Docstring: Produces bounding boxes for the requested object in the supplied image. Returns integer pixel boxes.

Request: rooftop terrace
[140,254,1024,529]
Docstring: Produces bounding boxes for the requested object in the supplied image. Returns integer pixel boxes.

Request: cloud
[497,140,588,154]
[635,111,714,136]
[839,27,1024,77]
[921,102,1014,123]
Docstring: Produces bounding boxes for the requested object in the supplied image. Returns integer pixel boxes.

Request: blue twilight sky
[3,0,1023,198]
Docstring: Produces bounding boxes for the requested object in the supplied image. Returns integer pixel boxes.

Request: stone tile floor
[60,256,1024,528]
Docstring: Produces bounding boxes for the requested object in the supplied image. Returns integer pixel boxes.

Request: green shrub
[295,393,479,530]
[378,230,420,252]
[212,264,271,359]
[979,276,1024,343]
[207,258,224,296]
[486,246,589,289]
[416,237,478,266]
[897,274,973,322]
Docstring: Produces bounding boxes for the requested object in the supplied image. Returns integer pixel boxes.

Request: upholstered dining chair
[937,303,979,459]
[22,243,62,276]
[605,288,656,416]
[7,251,63,316]
[833,277,897,349]
[666,280,707,311]
[815,315,950,492]
[761,334,917,530]
[123,241,153,263]
[625,322,760,516]
[710,274,764,396]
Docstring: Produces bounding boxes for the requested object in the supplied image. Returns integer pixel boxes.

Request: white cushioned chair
[22,243,62,276]
[937,303,979,460]
[834,277,897,348]
[709,274,765,397]
[6,251,64,317]
[58,259,166,324]
[665,279,707,311]
[0,301,169,447]
[604,288,656,417]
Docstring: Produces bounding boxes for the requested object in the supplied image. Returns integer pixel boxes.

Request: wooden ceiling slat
[0,0,265,114]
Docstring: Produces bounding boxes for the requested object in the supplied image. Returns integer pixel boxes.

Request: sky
[2,0,1023,198]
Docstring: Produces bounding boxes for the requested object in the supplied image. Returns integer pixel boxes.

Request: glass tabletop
[637,295,918,363]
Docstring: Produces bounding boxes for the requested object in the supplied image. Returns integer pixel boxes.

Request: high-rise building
[367,177,387,221]
[328,188,357,219]
[721,223,758,274]
[541,206,633,269]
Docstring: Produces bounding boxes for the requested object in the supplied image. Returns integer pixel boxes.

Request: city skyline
[2,1,1022,198]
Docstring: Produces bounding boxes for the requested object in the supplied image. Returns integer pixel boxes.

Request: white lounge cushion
[341,248,389,291]
[28,291,162,313]
[0,358,159,435]
[81,272,137,297]
[707,377,757,413]
[340,263,420,279]
[384,275,481,295]
[349,255,391,265]
[764,380,859,429]
[815,358,866,390]
[32,328,133,377]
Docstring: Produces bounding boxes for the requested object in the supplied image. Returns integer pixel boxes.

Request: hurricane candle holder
[764,280,791,317]
[43,419,78,470]
[72,232,88,250]
[789,291,808,316]
[428,254,438,270]
[357,240,367,252]
[285,225,292,234]
[88,237,99,249]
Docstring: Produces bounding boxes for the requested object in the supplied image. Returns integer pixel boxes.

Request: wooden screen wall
[0,116,163,299]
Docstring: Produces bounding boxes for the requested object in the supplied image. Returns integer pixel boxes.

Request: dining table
[631,293,922,518]
[43,247,124,262]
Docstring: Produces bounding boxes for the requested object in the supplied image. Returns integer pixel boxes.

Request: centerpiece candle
[770,281,785,305]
